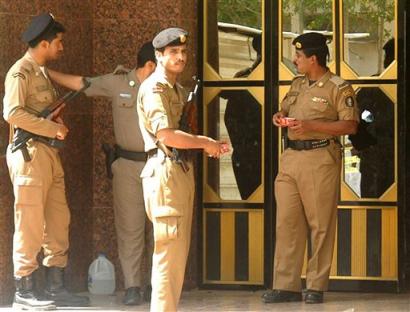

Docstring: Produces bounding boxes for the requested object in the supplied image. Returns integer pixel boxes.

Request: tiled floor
[1,289,410,311]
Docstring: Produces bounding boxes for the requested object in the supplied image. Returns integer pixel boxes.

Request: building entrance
[199,0,406,291]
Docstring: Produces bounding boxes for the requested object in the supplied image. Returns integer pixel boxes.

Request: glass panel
[207,90,262,200]
[343,0,395,77]
[206,0,262,79]
[282,0,333,74]
[343,87,394,198]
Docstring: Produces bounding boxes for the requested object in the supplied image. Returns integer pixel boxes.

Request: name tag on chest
[119,93,132,99]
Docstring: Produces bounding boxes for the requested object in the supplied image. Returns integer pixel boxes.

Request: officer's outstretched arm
[157,128,229,158]
[48,69,84,91]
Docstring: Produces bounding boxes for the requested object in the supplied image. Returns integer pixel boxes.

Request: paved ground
[1,289,410,311]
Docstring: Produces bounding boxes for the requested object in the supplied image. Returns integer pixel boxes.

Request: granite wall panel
[0,0,94,304]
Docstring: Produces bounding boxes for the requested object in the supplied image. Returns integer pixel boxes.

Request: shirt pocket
[33,90,54,104]
[171,102,184,117]
[170,102,184,127]
[117,93,135,108]
[281,91,298,111]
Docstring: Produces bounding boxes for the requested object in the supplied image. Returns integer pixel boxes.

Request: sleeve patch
[12,72,26,80]
[153,85,164,93]
[113,65,129,75]
[342,88,354,98]
[345,96,354,107]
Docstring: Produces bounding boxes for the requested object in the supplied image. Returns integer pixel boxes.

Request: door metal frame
[197,0,408,292]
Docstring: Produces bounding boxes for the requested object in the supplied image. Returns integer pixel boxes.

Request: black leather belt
[115,145,146,161]
[33,136,64,149]
[288,139,331,150]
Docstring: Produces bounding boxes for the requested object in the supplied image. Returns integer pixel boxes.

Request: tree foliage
[217,0,262,29]
[216,0,394,41]
[282,0,394,40]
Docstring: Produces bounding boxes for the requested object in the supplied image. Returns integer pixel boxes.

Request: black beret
[292,32,327,50]
[152,27,188,49]
[22,13,55,43]
[137,41,156,65]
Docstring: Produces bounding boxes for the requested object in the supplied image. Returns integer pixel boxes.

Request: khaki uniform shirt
[137,70,187,152]
[281,71,359,140]
[85,66,144,152]
[3,51,62,143]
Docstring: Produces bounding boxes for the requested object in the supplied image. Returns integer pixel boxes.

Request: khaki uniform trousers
[141,156,194,312]
[111,158,153,289]
[273,141,341,292]
[6,142,70,277]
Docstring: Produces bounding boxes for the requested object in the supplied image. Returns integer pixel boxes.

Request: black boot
[13,274,56,311]
[44,267,90,307]
[304,289,324,304]
[261,289,302,303]
[122,287,142,306]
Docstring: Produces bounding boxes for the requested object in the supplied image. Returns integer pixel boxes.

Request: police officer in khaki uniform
[137,28,229,312]
[262,33,359,304]
[3,13,89,310]
[48,42,157,305]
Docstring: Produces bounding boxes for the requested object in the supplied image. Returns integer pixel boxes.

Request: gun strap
[21,147,31,162]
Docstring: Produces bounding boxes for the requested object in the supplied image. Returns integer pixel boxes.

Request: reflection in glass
[343,0,395,76]
[344,87,394,198]
[207,91,262,200]
[282,0,333,74]
[206,0,262,78]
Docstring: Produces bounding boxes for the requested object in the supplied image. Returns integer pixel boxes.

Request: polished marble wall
[0,0,198,304]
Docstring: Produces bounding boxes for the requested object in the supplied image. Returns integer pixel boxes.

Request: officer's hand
[56,124,69,140]
[272,111,286,127]
[204,138,224,159]
[220,142,231,155]
[289,120,311,135]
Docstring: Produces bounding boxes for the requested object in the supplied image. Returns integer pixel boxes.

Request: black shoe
[13,275,56,311]
[304,289,323,304]
[261,289,302,303]
[123,287,142,306]
[44,267,90,307]
[44,287,90,307]
[143,285,152,302]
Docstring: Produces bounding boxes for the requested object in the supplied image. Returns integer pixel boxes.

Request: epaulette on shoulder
[329,75,350,89]
[152,81,168,93]
[10,60,32,80]
[292,75,304,82]
[113,65,130,75]
[17,59,32,74]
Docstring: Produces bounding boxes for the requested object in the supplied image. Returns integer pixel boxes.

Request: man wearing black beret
[262,32,359,304]
[137,27,229,311]
[3,13,89,310]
